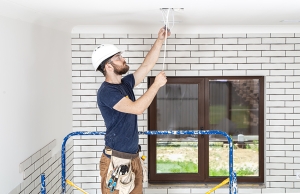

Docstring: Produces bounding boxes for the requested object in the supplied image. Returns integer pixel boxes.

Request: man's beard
[110,61,129,75]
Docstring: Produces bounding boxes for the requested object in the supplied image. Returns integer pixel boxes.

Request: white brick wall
[72,33,300,194]
[9,140,74,194]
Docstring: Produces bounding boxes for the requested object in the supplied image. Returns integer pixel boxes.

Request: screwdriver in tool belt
[110,168,121,192]
[107,167,120,189]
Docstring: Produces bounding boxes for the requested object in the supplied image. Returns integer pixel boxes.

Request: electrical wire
[162,8,170,71]
[161,8,175,71]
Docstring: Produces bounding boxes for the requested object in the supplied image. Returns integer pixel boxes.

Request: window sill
[145,182,265,189]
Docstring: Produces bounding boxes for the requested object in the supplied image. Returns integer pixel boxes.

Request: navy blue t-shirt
[97,74,139,154]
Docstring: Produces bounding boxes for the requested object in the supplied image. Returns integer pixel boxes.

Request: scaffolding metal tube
[60,130,237,194]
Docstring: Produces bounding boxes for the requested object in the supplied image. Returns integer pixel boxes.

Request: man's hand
[154,71,167,88]
[158,26,171,40]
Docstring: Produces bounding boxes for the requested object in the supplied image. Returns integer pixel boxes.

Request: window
[148,76,264,183]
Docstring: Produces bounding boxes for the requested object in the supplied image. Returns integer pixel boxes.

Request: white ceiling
[1,0,300,33]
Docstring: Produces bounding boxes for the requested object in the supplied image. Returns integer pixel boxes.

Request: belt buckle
[105,148,112,155]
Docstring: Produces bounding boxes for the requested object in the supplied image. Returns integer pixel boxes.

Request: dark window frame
[147,76,264,184]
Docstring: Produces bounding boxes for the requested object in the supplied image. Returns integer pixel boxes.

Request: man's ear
[105,63,114,72]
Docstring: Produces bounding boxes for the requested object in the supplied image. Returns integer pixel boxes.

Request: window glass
[156,84,199,173]
[209,79,260,177]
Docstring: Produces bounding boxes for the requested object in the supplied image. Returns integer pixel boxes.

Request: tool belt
[105,147,137,194]
[104,146,139,159]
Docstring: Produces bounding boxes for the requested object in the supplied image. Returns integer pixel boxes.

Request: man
[91,27,170,194]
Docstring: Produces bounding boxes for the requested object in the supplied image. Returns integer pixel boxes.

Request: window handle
[200,127,204,138]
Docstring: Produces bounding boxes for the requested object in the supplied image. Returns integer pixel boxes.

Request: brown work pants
[100,153,143,194]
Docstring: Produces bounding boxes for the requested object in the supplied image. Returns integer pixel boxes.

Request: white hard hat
[91,44,120,71]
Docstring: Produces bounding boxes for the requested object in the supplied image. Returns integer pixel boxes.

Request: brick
[104,34,127,38]
[199,58,222,63]
[286,38,300,43]
[266,138,285,145]
[269,170,294,175]
[271,44,294,50]
[238,51,261,57]
[72,77,95,83]
[168,51,190,57]
[269,95,293,100]
[95,38,121,45]
[262,63,286,69]
[266,101,284,107]
[176,58,198,63]
[271,57,294,63]
[286,101,300,107]
[247,44,270,50]
[270,120,293,126]
[81,121,104,126]
[266,113,284,119]
[271,33,294,37]
[269,82,293,88]
[286,89,300,94]
[285,138,300,144]
[223,70,246,76]
[72,39,95,45]
[199,34,222,38]
[120,39,143,44]
[215,38,237,44]
[20,157,32,173]
[176,34,198,38]
[215,64,237,69]
[168,64,191,70]
[286,76,300,81]
[168,39,190,44]
[239,38,261,44]
[74,176,97,183]
[262,51,285,57]
[247,33,270,37]
[238,63,261,69]
[247,57,270,63]
[191,51,214,57]
[176,45,198,50]
[269,181,293,188]
[128,45,151,51]
[286,151,300,156]
[223,34,246,38]
[199,70,222,76]
[266,76,285,82]
[222,45,246,51]
[73,115,96,121]
[269,132,294,138]
[191,64,214,70]
[285,126,300,132]
[72,45,80,51]
[246,70,269,75]
[286,63,300,69]
[269,145,293,150]
[215,51,237,57]
[223,57,246,63]
[262,38,285,44]
[176,70,199,76]
[266,151,285,156]
[270,70,293,75]
[199,45,222,50]
[266,163,285,169]
[191,39,214,44]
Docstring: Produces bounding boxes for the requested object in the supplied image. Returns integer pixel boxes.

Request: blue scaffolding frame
[41,130,238,194]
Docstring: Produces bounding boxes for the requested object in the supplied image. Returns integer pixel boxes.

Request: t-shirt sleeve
[99,86,125,109]
[122,74,135,89]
